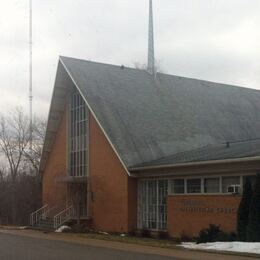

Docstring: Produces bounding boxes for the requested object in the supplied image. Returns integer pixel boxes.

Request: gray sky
[1,0,260,117]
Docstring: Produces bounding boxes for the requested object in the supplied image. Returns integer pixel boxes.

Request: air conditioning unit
[227,185,240,194]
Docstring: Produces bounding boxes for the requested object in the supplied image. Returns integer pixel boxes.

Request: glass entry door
[67,183,87,218]
[138,179,168,230]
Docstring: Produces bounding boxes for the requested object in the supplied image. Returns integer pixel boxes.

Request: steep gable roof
[40,56,260,172]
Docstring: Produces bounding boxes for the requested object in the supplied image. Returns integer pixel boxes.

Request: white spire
[147,0,155,75]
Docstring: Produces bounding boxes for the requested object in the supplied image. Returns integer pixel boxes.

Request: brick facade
[42,108,68,213]
[42,106,137,233]
[41,98,256,237]
[167,195,241,238]
[89,114,137,233]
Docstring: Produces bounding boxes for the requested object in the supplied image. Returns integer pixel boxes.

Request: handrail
[44,205,57,218]
[30,204,49,226]
[54,205,74,229]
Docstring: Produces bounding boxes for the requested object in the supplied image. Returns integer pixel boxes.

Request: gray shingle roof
[52,56,260,169]
[131,139,260,168]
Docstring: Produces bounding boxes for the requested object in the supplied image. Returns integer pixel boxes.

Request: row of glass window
[70,135,87,152]
[170,175,256,194]
[69,92,88,177]
[138,180,168,230]
[71,92,85,109]
[70,106,87,125]
[70,151,87,168]
[70,165,87,177]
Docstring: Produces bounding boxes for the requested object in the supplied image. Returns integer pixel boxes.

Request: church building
[33,55,260,237]
[31,1,260,237]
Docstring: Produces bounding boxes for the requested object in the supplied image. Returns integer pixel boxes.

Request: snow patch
[19,226,28,230]
[180,242,260,254]
[98,231,109,235]
[55,225,71,233]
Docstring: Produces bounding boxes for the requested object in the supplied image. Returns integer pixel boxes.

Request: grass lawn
[72,232,179,249]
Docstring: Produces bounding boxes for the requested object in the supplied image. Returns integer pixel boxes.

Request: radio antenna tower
[29,0,33,150]
[147,0,155,76]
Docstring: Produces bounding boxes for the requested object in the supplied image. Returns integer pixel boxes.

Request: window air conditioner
[227,185,240,194]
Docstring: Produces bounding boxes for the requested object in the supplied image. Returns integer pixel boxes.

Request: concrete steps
[35,217,54,231]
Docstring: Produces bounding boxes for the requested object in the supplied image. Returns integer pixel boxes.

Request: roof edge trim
[130,155,260,172]
[59,57,131,177]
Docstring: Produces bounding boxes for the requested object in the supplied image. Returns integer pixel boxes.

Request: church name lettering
[176,200,237,214]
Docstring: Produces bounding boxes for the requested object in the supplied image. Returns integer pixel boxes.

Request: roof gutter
[130,155,260,172]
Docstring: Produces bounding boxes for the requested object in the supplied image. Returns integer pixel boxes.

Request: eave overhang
[130,155,260,177]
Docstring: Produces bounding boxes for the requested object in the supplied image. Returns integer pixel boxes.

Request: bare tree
[0,108,30,223]
[23,116,46,177]
[0,166,5,182]
[133,60,164,73]
[0,108,46,225]
[0,167,8,224]
[133,62,147,70]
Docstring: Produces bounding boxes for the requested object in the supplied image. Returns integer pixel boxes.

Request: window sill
[168,193,241,196]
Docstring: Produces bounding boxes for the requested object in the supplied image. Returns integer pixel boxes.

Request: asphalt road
[0,232,179,260]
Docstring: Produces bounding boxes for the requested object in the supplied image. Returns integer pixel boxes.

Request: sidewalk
[0,228,257,260]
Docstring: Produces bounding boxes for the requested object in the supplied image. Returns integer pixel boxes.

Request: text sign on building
[176,199,237,215]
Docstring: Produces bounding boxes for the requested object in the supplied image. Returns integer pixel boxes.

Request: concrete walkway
[0,229,257,260]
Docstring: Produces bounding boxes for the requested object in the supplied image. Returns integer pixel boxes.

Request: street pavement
[0,232,179,260]
[0,230,257,260]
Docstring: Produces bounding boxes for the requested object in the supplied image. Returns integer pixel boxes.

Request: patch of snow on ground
[19,226,28,230]
[55,225,71,233]
[181,242,260,254]
[98,231,109,235]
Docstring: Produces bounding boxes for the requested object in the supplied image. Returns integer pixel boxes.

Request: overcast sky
[1,0,260,117]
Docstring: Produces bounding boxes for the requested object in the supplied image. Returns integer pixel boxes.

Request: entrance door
[138,179,168,230]
[67,183,87,218]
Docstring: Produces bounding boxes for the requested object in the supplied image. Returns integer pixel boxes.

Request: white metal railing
[54,205,75,229]
[30,204,49,226]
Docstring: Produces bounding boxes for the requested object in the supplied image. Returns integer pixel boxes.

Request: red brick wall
[42,103,138,231]
[88,114,137,233]
[128,177,138,231]
[167,195,241,238]
[42,109,68,212]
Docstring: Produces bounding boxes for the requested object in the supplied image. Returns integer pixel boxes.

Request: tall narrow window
[69,92,88,177]
[138,179,168,230]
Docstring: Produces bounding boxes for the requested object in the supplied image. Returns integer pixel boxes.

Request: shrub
[180,232,193,242]
[197,224,237,244]
[158,231,169,239]
[247,174,260,242]
[237,177,252,241]
[127,230,137,237]
[197,224,220,244]
[69,223,88,233]
[141,229,151,238]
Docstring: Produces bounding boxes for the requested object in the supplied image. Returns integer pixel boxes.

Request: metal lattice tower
[147,0,155,75]
[29,0,33,150]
